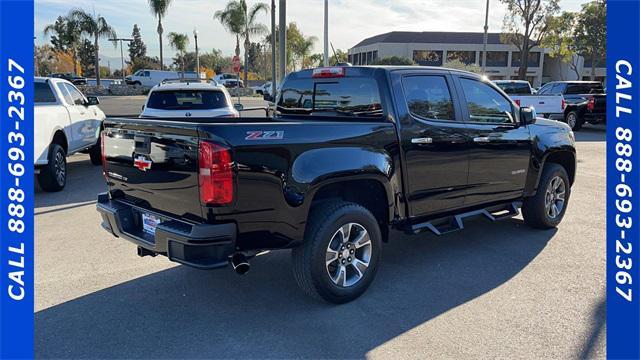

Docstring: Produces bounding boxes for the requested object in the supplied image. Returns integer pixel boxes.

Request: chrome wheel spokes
[545,176,566,219]
[325,223,372,287]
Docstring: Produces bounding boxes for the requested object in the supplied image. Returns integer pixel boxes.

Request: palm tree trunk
[244,35,250,85]
[94,37,101,86]
[158,16,164,70]
[72,47,78,75]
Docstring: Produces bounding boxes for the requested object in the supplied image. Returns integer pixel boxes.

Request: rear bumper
[96,192,236,269]
[546,113,565,121]
[584,112,606,124]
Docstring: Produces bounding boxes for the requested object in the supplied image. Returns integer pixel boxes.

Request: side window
[551,83,566,95]
[143,71,150,77]
[62,83,85,105]
[57,84,75,105]
[538,84,551,95]
[35,82,57,103]
[402,75,455,121]
[460,78,514,124]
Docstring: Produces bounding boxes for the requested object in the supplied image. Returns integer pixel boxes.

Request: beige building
[348,31,606,87]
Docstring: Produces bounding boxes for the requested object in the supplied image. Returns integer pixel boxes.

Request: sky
[35,0,589,68]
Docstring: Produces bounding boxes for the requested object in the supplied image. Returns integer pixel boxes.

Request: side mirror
[520,106,537,125]
[263,94,274,102]
[141,105,145,111]
[86,96,100,106]
[234,103,244,112]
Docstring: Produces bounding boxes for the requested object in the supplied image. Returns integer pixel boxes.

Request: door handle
[473,137,491,143]
[411,137,433,144]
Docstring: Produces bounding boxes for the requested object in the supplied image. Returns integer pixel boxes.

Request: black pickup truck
[536,81,606,131]
[97,66,577,303]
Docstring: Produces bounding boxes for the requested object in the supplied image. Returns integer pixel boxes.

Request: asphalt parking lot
[34,97,606,359]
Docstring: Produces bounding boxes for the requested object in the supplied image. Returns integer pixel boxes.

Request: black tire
[37,144,67,192]
[292,201,382,304]
[89,135,102,166]
[565,110,583,131]
[522,163,571,229]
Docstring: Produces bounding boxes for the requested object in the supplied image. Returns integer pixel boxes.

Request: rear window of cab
[147,90,229,110]
[277,77,383,118]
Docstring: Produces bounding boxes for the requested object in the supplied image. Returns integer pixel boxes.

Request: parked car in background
[140,81,239,119]
[35,77,105,191]
[125,69,199,87]
[493,80,565,120]
[47,73,87,86]
[252,81,272,95]
[536,81,606,131]
[97,66,576,303]
[214,73,244,88]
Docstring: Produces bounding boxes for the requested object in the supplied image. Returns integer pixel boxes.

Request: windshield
[495,82,531,95]
[147,90,229,110]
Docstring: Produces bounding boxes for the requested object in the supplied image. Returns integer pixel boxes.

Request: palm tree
[168,32,189,76]
[215,0,268,83]
[43,16,82,75]
[69,9,116,86]
[298,35,317,69]
[148,0,173,70]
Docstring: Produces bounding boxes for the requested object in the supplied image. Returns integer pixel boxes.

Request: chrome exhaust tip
[230,253,250,275]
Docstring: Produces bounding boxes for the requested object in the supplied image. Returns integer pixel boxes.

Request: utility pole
[109,38,133,82]
[271,0,277,97]
[323,0,329,66]
[481,0,489,74]
[34,36,38,77]
[194,28,200,78]
[278,0,287,83]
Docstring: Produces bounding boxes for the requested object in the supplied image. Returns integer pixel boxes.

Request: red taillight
[198,141,234,205]
[562,98,566,110]
[587,98,595,111]
[312,67,346,78]
[514,99,521,107]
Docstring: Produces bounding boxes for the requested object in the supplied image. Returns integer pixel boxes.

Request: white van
[125,69,200,87]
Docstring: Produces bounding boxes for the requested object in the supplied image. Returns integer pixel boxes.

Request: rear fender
[290,147,397,222]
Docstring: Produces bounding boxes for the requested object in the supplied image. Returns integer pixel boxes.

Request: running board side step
[407,202,521,236]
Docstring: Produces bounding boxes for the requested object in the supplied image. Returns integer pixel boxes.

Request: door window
[402,76,455,121]
[62,83,86,106]
[460,78,514,124]
[143,71,150,77]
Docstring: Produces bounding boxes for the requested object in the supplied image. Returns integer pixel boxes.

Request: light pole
[323,0,329,66]
[271,0,277,97]
[481,0,489,74]
[194,28,200,79]
[109,38,133,82]
[278,0,287,83]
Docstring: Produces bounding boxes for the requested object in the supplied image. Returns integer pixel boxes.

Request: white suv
[141,81,239,119]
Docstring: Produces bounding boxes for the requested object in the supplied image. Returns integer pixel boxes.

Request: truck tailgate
[103,118,203,221]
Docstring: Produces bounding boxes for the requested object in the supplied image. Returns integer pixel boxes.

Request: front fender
[524,118,576,195]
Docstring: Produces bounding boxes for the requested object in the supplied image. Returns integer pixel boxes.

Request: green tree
[215,0,268,83]
[372,56,415,66]
[43,16,82,74]
[148,0,173,70]
[574,0,606,80]
[168,32,189,75]
[131,56,161,72]
[78,39,96,77]
[500,0,560,79]
[129,24,147,64]
[540,11,580,79]
[70,8,117,86]
[444,59,482,73]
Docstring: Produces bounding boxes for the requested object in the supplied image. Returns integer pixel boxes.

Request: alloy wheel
[325,223,372,287]
[545,176,566,219]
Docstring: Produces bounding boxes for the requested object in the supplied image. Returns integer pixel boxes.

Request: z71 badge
[245,130,285,140]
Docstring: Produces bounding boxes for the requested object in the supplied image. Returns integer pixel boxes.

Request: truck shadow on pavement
[35,218,556,359]
[35,155,107,213]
